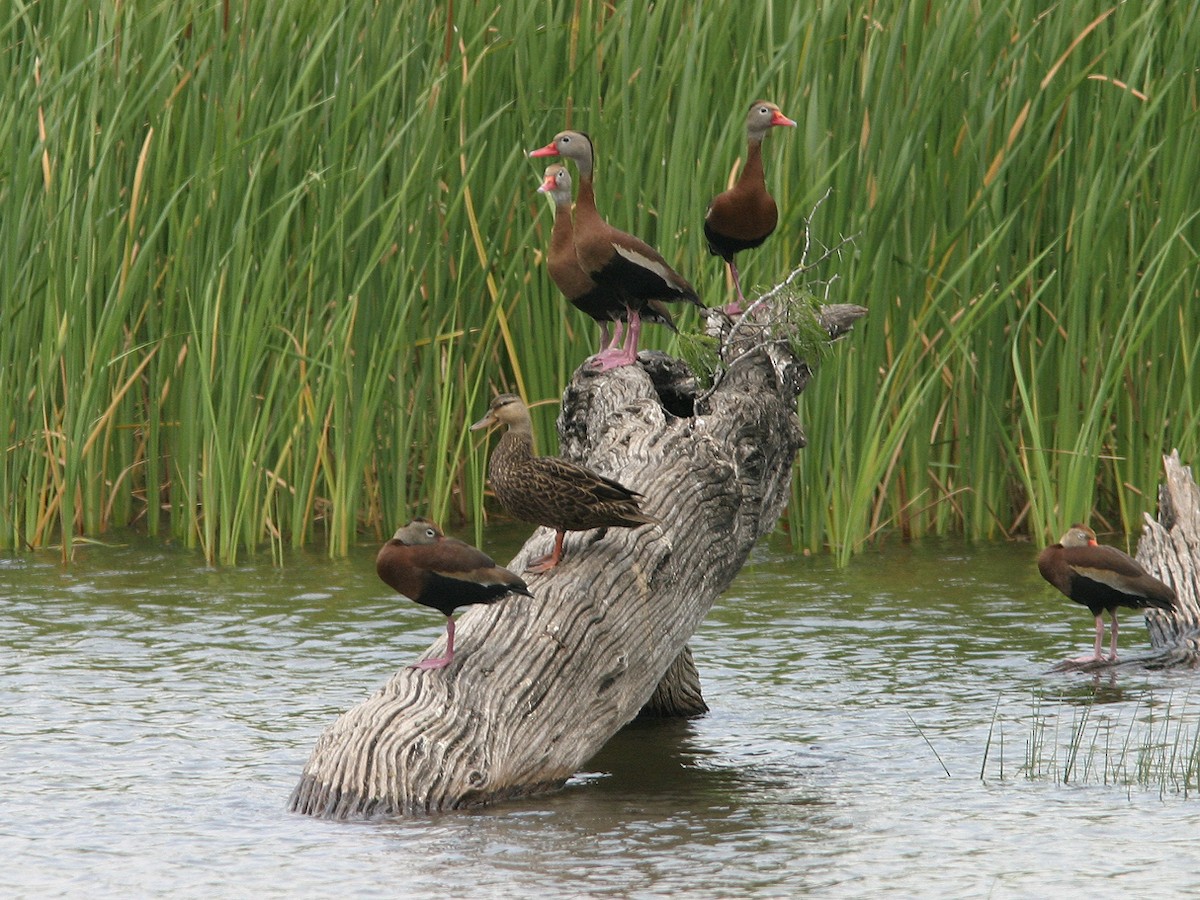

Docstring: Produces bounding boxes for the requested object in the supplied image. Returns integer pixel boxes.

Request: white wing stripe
[612,243,673,282]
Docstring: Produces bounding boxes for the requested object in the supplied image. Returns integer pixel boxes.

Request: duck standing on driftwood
[376,518,532,670]
[470,393,657,573]
[1037,523,1177,662]
[530,130,700,371]
[704,100,796,316]
[537,164,676,366]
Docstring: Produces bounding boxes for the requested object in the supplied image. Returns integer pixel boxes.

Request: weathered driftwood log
[289,301,866,818]
[1054,451,1200,673]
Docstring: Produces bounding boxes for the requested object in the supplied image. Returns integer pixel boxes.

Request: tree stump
[289,302,867,818]
[1053,451,1200,673]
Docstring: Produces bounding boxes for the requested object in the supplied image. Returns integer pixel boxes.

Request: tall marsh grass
[2,1,1197,562]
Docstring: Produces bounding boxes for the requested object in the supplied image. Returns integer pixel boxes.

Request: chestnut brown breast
[704,142,777,260]
[540,164,674,326]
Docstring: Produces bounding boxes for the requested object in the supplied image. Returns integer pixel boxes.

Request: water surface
[4,532,1199,897]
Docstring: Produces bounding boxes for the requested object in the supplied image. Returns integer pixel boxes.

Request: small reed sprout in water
[980,690,1200,797]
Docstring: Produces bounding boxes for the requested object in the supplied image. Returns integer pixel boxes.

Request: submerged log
[1053,451,1200,673]
[289,299,867,818]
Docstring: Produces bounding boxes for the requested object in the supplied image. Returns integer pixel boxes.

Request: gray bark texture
[1056,451,1200,673]
[289,302,867,818]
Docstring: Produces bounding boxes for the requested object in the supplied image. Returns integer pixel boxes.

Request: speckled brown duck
[470,393,657,573]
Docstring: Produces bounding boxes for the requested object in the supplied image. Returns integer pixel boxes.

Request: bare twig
[695,191,860,405]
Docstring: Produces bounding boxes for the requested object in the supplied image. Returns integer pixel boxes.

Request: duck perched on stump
[537,163,676,366]
[530,130,701,370]
[376,518,532,670]
[704,100,796,316]
[1037,523,1177,662]
[470,393,657,573]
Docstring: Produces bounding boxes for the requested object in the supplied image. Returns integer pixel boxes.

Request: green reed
[2,1,1197,562]
[792,0,1200,559]
[985,690,1200,797]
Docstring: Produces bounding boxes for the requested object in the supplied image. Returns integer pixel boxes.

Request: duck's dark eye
[425,528,437,538]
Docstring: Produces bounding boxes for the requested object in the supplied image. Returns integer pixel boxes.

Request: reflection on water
[4,531,1200,898]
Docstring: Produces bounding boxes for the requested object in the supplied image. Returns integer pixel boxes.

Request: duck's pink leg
[723,260,747,316]
[588,310,641,372]
[411,616,456,670]
[1067,615,1106,663]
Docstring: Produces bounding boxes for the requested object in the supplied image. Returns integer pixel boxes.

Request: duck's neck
[573,140,596,183]
[738,137,766,187]
[495,426,534,464]
[549,196,574,253]
[573,169,603,230]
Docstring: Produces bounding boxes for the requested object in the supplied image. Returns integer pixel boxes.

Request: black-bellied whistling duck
[530,131,700,371]
[537,164,675,366]
[470,393,657,573]
[376,517,532,670]
[1037,523,1176,662]
[704,100,797,316]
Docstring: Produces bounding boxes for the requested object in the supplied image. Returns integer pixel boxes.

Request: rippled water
[5,532,1200,897]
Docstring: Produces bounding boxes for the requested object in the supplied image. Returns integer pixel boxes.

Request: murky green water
[5,530,1200,897]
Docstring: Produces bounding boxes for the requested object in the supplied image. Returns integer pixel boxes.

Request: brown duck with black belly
[376,517,532,670]
[530,131,701,371]
[704,100,796,316]
[470,393,657,573]
[537,164,676,366]
[1037,523,1177,662]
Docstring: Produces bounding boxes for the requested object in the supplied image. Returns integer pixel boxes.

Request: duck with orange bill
[704,100,796,316]
[530,130,700,371]
[536,163,676,367]
[1037,523,1176,662]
